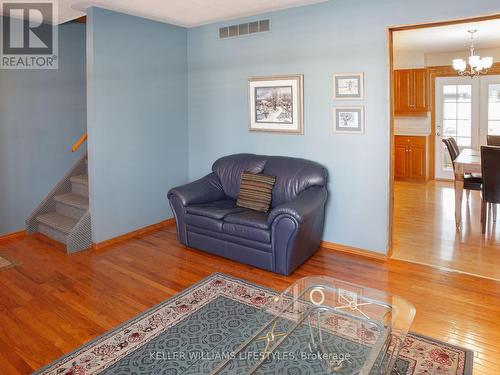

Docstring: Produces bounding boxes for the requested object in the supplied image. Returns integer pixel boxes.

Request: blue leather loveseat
[167,154,328,275]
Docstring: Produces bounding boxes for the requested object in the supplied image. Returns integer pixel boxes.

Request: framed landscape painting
[333,73,364,100]
[248,75,304,134]
[334,106,364,134]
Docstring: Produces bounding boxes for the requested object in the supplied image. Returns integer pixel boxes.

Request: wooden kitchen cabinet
[394,143,409,179]
[394,136,427,180]
[394,69,429,116]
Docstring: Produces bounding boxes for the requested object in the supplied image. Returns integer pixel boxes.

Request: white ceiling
[394,19,500,53]
[57,0,327,27]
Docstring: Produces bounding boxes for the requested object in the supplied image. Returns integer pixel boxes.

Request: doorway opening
[389,16,500,280]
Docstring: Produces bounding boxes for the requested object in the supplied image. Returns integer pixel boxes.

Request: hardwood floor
[392,180,500,281]
[0,225,499,374]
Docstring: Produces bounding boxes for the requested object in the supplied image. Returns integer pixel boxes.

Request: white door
[435,77,480,180]
[479,75,500,144]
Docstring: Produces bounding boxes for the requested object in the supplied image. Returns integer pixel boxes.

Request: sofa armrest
[269,185,327,275]
[167,173,225,206]
[268,186,327,225]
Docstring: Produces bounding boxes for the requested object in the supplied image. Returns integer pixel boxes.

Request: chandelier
[452,30,493,78]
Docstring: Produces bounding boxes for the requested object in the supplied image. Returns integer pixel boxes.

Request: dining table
[454,148,481,227]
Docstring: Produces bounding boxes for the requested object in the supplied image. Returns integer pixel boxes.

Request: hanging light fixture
[452,30,493,78]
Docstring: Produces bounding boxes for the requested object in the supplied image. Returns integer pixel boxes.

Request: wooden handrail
[72,132,87,152]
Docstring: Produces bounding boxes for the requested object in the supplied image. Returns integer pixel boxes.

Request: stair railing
[72,132,87,152]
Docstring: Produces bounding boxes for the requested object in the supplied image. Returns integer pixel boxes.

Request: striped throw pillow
[237,172,276,212]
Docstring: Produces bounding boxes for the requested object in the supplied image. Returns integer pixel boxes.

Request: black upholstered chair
[443,137,460,161]
[442,138,482,199]
[487,135,500,147]
[480,146,500,233]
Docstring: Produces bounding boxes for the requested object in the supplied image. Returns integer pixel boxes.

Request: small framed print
[334,106,364,134]
[333,73,364,100]
[248,75,304,134]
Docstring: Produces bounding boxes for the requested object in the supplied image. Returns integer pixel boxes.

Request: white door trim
[479,75,500,144]
[435,77,479,180]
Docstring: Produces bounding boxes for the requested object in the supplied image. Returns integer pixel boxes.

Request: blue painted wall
[187,0,500,254]
[87,8,188,243]
[0,22,86,235]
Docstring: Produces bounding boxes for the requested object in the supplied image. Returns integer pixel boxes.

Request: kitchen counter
[394,115,431,136]
[394,129,431,136]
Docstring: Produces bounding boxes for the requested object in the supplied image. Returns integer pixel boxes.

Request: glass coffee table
[186,276,415,375]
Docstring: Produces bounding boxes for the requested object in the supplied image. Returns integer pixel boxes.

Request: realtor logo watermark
[1,0,58,69]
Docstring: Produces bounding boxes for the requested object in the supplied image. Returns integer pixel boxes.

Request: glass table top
[184,276,415,375]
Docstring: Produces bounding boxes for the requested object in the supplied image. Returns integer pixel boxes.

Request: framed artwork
[334,106,364,134]
[248,74,304,134]
[333,73,364,100]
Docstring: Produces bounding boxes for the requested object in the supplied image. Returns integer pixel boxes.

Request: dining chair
[442,138,482,200]
[487,135,500,147]
[480,146,500,233]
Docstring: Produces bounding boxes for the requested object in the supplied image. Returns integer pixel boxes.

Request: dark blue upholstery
[168,154,328,275]
[225,210,269,229]
[186,199,245,219]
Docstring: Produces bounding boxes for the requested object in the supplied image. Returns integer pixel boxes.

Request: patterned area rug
[34,273,473,375]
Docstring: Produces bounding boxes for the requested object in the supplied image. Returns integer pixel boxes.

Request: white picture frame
[248,75,304,134]
[333,106,365,134]
[333,73,364,100]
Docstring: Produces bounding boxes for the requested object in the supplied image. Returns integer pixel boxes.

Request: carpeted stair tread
[70,174,88,186]
[36,212,78,234]
[54,193,89,210]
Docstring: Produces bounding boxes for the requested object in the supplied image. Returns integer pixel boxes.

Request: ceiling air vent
[219,19,270,39]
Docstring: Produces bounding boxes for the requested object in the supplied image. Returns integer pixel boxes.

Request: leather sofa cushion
[263,156,327,207]
[223,222,270,244]
[187,224,271,252]
[185,214,223,232]
[212,154,267,199]
[224,210,269,230]
[186,199,246,220]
